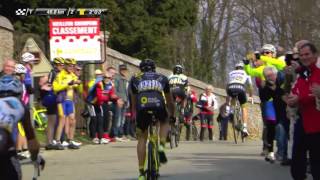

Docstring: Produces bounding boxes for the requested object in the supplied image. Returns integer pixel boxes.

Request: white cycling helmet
[21,52,38,63]
[261,44,276,54]
[15,64,27,74]
[235,62,244,68]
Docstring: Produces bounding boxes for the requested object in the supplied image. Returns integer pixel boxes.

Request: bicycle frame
[32,107,48,131]
[230,97,245,144]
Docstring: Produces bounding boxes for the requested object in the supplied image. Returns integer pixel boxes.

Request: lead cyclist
[0,59,41,180]
[226,62,253,137]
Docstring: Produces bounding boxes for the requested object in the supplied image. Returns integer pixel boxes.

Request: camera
[285,51,300,66]
[285,51,293,66]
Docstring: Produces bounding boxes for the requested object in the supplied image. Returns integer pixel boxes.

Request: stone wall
[105,48,263,139]
[0,16,14,68]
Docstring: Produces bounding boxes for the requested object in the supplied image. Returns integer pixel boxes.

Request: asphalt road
[22,140,305,180]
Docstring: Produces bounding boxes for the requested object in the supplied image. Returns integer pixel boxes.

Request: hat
[119,64,128,70]
[95,69,103,75]
[21,52,39,63]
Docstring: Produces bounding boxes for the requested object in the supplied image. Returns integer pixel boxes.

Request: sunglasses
[263,51,273,55]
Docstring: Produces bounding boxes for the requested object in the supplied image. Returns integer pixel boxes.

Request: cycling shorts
[136,108,168,132]
[226,84,247,105]
[171,88,186,100]
[58,100,75,117]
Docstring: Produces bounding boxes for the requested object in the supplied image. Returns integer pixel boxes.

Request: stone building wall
[0,16,14,68]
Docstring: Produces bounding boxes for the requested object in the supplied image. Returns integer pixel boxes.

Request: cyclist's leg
[46,106,57,145]
[67,101,76,141]
[55,102,66,143]
[136,111,149,177]
[238,90,249,134]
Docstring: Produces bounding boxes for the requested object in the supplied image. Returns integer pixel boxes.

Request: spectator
[261,66,289,164]
[91,73,120,144]
[113,64,129,141]
[184,87,197,141]
[40,57,64,150]
[196,85,218,141]
[53,58,81,149]
[217,102,233,141]
[14,64,29,159]
[287,42,320,180]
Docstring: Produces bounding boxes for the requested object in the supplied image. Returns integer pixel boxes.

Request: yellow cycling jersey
[53,69,79,100]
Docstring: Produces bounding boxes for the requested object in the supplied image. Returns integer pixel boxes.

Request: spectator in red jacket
[287,42,320,180]
[92,73,121,144]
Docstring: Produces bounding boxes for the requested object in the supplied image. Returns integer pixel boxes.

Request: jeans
[275,122,288,160]
[218,114,231,140]
[111,104,126,138]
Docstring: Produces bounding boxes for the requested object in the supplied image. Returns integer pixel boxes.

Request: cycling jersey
[130,72,170,131]
[53,69,79,102]
[227,70,252,87]
[168,74,188,98]
[130,72,170,112]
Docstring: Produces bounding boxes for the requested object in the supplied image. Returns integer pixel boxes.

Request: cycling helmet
[139,59,155,72]
[235,62,244,69]
[173,64,183,75]
[0,75,23,96]
[261,44,276,54]
[21,52,38,63]
[15,64,27,74]
[65,58,76,65]
[53,57,65,64]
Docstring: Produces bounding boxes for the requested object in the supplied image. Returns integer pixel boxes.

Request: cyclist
[129,59,175,180]
[226,62,253,137]
[53,58,81,149]
[168,64,188,132]
[39,57,64,150]
[0,59,40,180]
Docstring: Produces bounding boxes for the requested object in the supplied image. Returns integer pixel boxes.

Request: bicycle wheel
[147,142,157,180]
[232,119,238,144]
[169,124,175,149]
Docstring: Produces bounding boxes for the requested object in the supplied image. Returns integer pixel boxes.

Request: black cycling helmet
[139,59,155,72]
[173,64,183,74]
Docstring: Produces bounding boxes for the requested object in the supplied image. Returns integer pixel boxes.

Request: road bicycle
[186,115,199,141]
[32,107,48,131]
[230,97,245,144]
[168,100,182,148]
